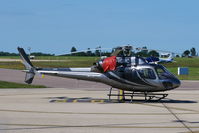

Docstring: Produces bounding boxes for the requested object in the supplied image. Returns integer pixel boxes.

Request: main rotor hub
[112,45,133,56]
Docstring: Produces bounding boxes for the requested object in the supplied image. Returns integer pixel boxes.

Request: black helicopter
[17,46,180,101]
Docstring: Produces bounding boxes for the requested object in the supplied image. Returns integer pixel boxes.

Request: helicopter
[17,46,181,101]
[135,47,175,64]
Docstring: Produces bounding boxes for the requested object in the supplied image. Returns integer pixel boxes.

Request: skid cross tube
[108,88,168,102]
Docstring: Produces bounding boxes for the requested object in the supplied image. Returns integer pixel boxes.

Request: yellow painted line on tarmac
[51,99,106,103]
[91,100,95,103]
[63,99,67,103]
[41,74,45,78]
[119,90,124,101]
[73,100,78,103]
[55,99,67,103]
[91,100,104,103]
[100,100,104,103]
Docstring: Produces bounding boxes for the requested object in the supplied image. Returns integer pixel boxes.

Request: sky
[0,0,199,55]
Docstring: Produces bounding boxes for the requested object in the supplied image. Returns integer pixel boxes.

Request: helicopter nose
[172,78,181,89]
[162,79,181,90]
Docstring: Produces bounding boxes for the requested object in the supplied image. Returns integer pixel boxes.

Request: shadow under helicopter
[49,96,197,104]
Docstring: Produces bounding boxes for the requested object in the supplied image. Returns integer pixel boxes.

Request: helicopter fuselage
[102,64,180,92]
[37,63,180,92]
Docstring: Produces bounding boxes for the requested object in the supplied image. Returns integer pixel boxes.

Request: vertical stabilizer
[17,47,35,84]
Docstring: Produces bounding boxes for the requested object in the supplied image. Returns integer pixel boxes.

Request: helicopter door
[137,68,159,86]
[138,68,157,80]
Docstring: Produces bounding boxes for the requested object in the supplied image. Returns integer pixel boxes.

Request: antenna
[27,47,31,56]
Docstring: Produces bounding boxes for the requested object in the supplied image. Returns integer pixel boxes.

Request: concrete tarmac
[0,68,199,133]
[0,88,199,133]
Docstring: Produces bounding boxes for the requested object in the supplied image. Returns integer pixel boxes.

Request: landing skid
[108,87,168,102]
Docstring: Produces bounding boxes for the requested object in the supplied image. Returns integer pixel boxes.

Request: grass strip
[0,81,46,88]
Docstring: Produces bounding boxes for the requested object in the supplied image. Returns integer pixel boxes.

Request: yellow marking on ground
[41,74,45,78]
[119,90,124,100]
[73,100,78,103]
[91,100,95,103]
[100,100,104,103]
[52,99,106,103]
[55,99,67,103]
[90,100,105,103]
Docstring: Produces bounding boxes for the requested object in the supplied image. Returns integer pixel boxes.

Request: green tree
[95,46,101,56]
[86,48,92,56]
[70,46,77,53]
[70,46,77,56]
[95,50,100,56]
[31,52,54,56]
[142,46,148,53]
[0,51,19,56]
[190,47,196,56]
[148,50,159,57]
[183,50,190,57]
[76,52,87,56]
[135,46,148,57]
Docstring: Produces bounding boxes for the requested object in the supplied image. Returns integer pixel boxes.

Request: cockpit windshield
[155,65,174,79]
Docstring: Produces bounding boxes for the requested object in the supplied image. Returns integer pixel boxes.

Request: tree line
[0,47,197,57]
[0,51,19,56]
[69,46,198,58]
[182,47,197,57]
[0,51,54,56]
[69,46,160,57]
[68,46,112,56]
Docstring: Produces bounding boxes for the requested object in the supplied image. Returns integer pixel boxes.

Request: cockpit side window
[155,66,168,79]
[138,68,156,79]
